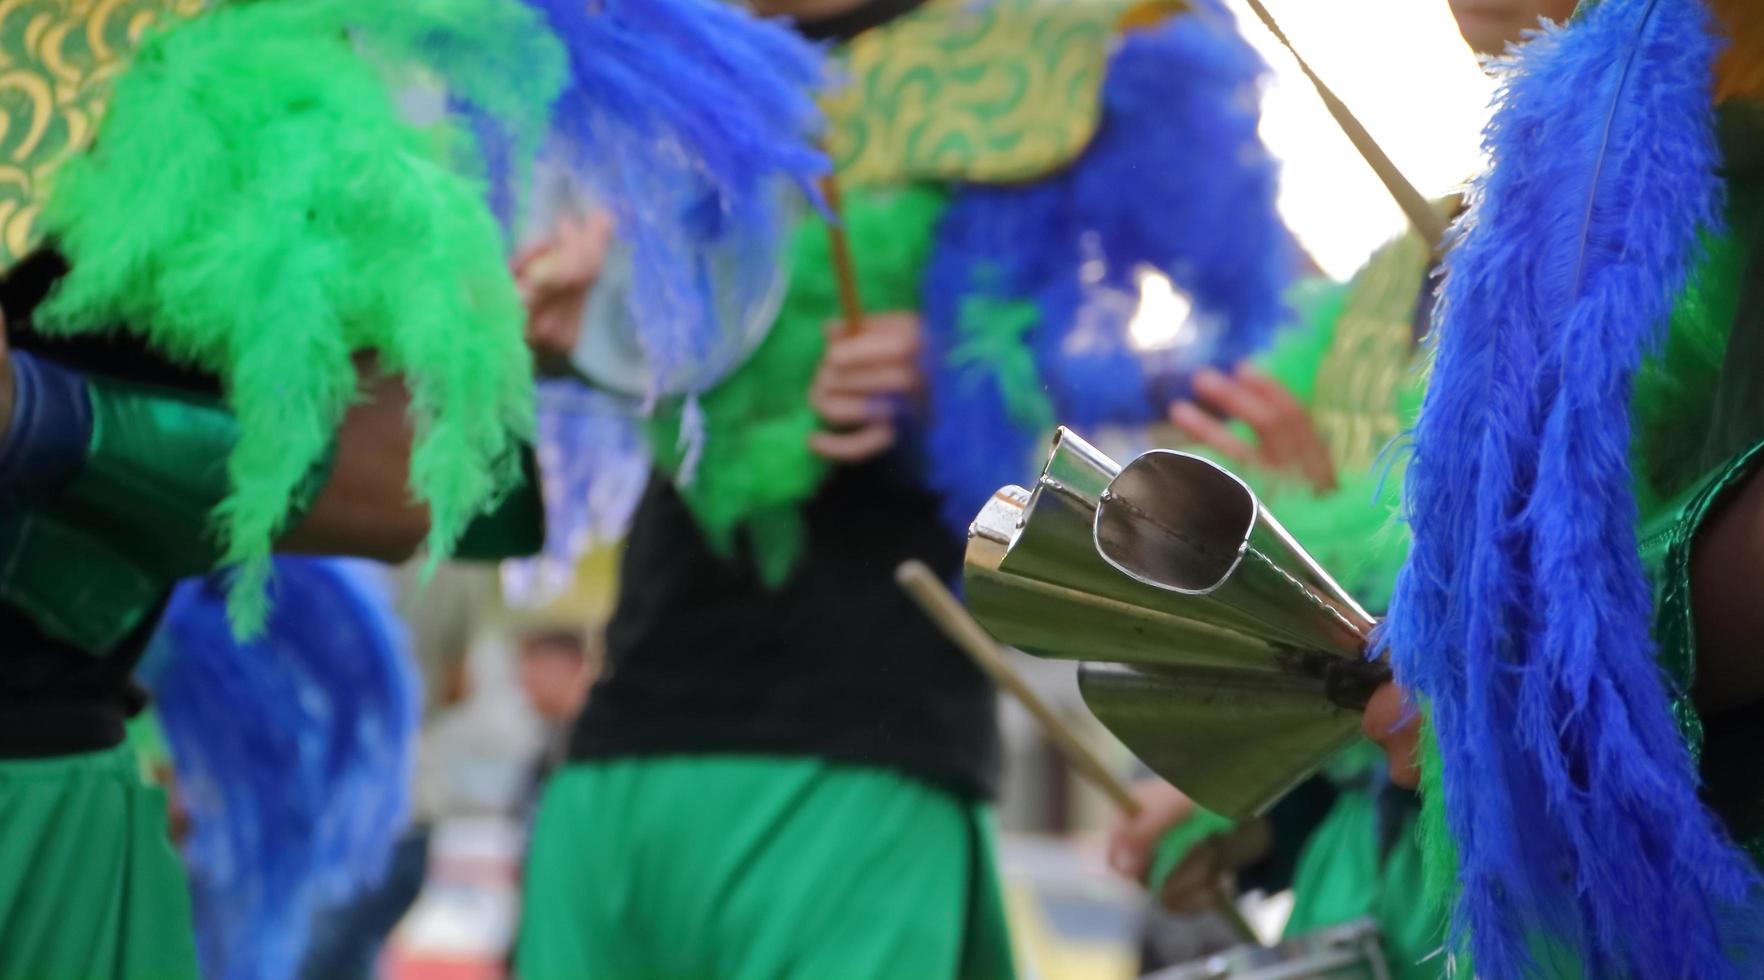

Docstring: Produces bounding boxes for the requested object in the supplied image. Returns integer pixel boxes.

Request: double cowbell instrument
[963,427,1388,820]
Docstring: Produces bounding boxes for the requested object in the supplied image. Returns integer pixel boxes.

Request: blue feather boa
[921,1,1293,531]
[1382,1,1760,975]
[141,559,418,980]
[519,0,827,398]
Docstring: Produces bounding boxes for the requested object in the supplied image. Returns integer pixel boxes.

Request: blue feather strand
[1381,1,1760,975]
[501,380,649,607]
[921,2,1294,531]
[142,559,418,980]
[519,0,827,398]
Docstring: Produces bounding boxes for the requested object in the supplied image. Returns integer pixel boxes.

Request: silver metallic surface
[962,429,1390,820]
[1145,918,1390,980]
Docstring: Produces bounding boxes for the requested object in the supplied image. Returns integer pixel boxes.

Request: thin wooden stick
[819,173,866,336]
[896,560,1140,814]
[1242,0,1449,253]
[895,559,1263,946]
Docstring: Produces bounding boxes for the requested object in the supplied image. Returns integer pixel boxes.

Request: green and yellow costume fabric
[651,0,1167,578]
[0,1,557,975]
[0,0,202,266]
[1256,213,1438,611]
[29,0,562,634]
[822,0,1181,187]
[649,0,1292,578]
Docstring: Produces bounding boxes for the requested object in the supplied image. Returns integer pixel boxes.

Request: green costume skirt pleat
[0,746,198,980]
[1282,788,1438,980]
[517,755,1016,980]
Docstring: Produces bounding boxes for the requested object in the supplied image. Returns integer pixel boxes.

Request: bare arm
[1689,461,1764,714]
[278,362,430,563]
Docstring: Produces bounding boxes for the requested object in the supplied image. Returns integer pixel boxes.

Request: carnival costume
[0,0,825,974]
[519,0,1293,975]
[1145,201,1446,978]
[1384,0,1764,975]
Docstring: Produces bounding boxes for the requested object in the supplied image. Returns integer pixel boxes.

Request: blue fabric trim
[0,351,92,506]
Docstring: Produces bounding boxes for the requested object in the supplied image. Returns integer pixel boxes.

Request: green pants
[517,755,1016,980]
[1282,789,1436,980]
[0,746,198,980]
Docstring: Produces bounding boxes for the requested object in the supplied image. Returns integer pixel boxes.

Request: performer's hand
[1169,363,1337,493]
[1158,820,1272,916]
[1108,778,1196,882]
[1362,681,1422,789]
[513,211,614,374]
[808,311,924,463]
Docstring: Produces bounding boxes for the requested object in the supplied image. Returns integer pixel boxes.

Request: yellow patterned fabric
[0,0,200,267]
[1309,202,1454,474]
[822,0,1183,188]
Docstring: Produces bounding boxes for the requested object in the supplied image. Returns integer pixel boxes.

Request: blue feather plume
[501,380,649,606]
[921,1,1294,531]
[141,559,419,980]
[519,0,827,398]
[1381,1,1760,975]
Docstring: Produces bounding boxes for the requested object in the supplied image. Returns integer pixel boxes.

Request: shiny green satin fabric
[0,746,198,980]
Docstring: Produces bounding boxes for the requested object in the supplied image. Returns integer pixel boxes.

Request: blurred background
[384,2,1494,976]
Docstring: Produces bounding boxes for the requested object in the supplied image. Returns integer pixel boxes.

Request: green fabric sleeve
[0,510,166,653]
[51,374,342,579]
[0,380,247,654]
[1255,277,1350,408]
[0,376,338,654]
[46,377,242,580]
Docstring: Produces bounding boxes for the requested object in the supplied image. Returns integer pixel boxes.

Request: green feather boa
[647,185,947,583]
[34,0,563,633]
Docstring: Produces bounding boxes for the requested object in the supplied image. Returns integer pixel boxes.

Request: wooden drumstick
[896,560,1141,814]
[1242,0,1448,253]
[894,560,1262,946]
[819,173,866,336]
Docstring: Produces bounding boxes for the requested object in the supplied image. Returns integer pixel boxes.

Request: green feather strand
[648,185,947,582]
[1414,715,1466,974]
[1261,469,1409,614]
[34,0,563,635]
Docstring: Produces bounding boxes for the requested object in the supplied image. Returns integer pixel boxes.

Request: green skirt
[517,755,1016,980]
[1282,788,1436,980]
[0,745,198,979]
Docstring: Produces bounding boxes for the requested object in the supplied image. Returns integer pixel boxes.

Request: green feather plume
[33,0,563,634]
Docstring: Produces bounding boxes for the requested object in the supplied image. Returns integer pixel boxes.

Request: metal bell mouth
[1093,450,1257,595]
[1092,448,1376,659]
